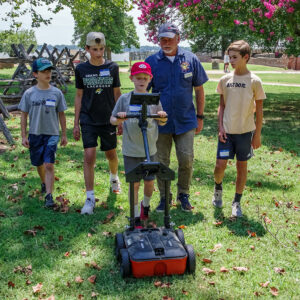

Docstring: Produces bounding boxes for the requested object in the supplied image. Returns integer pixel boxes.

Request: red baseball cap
[130,62,153,78]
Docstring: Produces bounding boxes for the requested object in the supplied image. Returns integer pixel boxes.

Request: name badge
[184,72,193,78]
[46,99,56,107]
[129,104,142,112]
[219,150,229,157]
[100,69,110,76]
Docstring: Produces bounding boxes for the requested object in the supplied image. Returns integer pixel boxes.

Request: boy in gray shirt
[19,58,68,208]
[110,62,167,228]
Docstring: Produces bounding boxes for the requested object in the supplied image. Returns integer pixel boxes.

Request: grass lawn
[0,66,299,300]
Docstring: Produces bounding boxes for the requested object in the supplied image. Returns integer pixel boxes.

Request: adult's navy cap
[32,58,54,72]
[158,23,179,38]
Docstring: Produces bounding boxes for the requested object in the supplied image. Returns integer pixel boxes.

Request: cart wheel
[185,244,196,274]
[120,249,131,278]
[115,233,125,261]
[175,229,186,246]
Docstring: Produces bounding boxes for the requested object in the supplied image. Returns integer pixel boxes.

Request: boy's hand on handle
[218,127,227,143]
[117,112,127,119]
[22,137,29,148]
[156,111,168,125]
[60,135,68,147]
[73,125,80,141]
[251,133,261,149]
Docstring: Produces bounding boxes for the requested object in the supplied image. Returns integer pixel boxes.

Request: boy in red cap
[110,62,167,228]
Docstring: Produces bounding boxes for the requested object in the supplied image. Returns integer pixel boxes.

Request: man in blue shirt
[145,23,208,212]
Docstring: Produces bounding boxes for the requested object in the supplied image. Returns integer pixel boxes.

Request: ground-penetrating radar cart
[115,92,196,278]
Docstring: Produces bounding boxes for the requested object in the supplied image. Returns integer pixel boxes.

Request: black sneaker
[45,193,55,208]
[41,183,46,194]
[177,193,193,212]
[134,217,143,229]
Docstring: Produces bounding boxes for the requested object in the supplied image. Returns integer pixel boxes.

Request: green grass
[0,69,299,300]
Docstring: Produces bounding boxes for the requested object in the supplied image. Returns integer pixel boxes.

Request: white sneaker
[81,198,95,215]
[111,178,121,194]
[231,202,243,217]
[212,188,223,208]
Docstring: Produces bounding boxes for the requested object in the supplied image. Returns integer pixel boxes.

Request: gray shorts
[123,155,156,181]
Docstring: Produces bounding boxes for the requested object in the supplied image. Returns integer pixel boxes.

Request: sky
[0,3,189,47]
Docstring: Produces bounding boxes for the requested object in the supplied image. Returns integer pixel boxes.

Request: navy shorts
[217,131,254,161]
[123,155,156,181]
[81,124,117,151]
[28,134,59,166]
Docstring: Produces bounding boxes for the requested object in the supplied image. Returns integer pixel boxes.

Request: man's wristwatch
[196,114,205,120]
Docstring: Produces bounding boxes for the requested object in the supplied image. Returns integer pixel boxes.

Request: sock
[86,190,95,200]
[143,195,151,207]
[134,204,139,218]
[110,173,118,181]
[233,193,242,203]
[215,182,223,191]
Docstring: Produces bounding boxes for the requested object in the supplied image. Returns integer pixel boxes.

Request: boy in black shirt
[73,32,122,215]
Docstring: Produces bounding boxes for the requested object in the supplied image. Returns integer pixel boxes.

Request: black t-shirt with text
[75,60,121,126]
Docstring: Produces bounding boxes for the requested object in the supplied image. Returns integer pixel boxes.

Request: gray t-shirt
[112,92,162,157]
[18,86,67,135]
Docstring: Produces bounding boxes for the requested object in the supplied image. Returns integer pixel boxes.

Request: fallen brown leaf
[210,243,222,253]
[202,258,212,263]
[32,282,43,293]
[220,267,229,273]
[91,292,99,298]
[260,281,270,288]
[91,261,102,271]
[182,289,189,295]
[24,230,37,237]
[208,281,215,286]
[58,235,63,241]
[250,245,255,250]
[102,231,112,237]
[213,221,223,226]
[8,281,15,288]
[75,276,84,283]
[102,212,115,224]
[270,287,279,296]
[81,251,87,257]
[64,251,70,257]
[0,211,5,217]
[226,248,233,252]
[233,266,249,272]
[274,267,285,275]
[88,275,96,284]
[25,280,32,285]
[154,281,162,287]
[202,267,215,275]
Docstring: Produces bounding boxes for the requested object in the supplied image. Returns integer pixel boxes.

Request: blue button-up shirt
[145,47,208,135]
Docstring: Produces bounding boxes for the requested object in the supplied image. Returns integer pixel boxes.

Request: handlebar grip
[116,113,167,119]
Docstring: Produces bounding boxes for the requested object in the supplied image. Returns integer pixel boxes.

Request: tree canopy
[0,29,37,56]
[0,0,139,53]
[134,0,300,56]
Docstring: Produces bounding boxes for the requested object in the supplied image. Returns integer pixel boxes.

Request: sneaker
[231,202,243,217]
[140,201,150,220]
[212,188,223,208]
[41,183,46,194]
[134,217,143,229]
[111,178,121,194]
[177,193,193,212]
[156,197,166,213]
[44,193,54,208]
[81,198,95,215]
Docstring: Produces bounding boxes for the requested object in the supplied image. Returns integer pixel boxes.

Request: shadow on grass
[213,207,266,237]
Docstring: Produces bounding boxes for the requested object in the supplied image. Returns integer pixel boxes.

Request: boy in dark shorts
[212,40,266,217]
[19,58,68,208]
[73,32,122,215]
[110,62,167,228]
